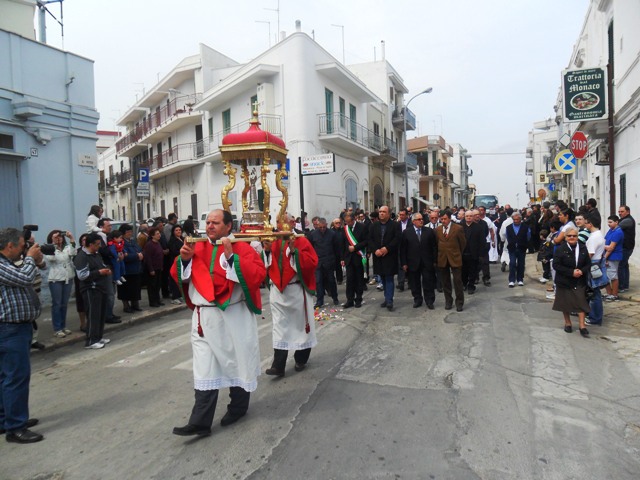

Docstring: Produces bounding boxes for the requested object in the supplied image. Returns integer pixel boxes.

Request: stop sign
[570,131,588,159]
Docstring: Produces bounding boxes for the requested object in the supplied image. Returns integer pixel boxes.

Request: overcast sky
[42,0,588,207]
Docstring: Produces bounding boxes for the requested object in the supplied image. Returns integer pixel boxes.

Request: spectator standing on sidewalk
[44,230,76,338]
[0,227,45,443]
[604,215,624,302]
[118,224,143,313]
[584,215,605,326]
[73,233,112,350]
[143,228,165,307]
[617,205,635,292]
[97,219,121,324]
[167,224,185,304]
[85,205,103,233]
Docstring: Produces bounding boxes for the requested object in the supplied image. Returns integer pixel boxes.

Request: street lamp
[402,87,433,209]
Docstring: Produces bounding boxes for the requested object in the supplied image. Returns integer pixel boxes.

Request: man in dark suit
[369,206,399,311]
[340,212,368,308]
[462,210,486,295]
[395,208,410,291]
[400,213,437,309]
[435,210,467,312]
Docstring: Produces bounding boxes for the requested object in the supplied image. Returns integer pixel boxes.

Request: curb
[33,304,186,353]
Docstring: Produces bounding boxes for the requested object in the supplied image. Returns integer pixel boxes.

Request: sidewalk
[32,293,185,352]
[525,253,640,332]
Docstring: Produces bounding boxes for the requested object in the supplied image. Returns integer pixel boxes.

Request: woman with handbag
[552,226,591,337]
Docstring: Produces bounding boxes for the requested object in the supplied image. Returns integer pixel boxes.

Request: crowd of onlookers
[26,199,639,344]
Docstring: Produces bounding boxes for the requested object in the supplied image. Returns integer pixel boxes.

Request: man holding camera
[0,227,45,443]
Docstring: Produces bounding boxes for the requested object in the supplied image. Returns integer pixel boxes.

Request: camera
[22,224,56,255]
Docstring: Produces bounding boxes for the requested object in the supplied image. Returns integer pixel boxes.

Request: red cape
[170,240,265,314]
[267,237,318,294]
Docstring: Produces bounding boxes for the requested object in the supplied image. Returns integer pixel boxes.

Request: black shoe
[0,418,38,435]
[467,287,476,295]
[380,301,388,308]
[386,304,394,312]
[437,288,444,293]
[413,300,423,308]
[294,363,306,372]
[342,301,354,309]
[131,303,143,311]
[426,303,435,310]
[172,424,211,437]
[564,325,573,333]
[363,284,368,291]
[456,306,463,312]
[30,342,45,350]
[220,411,245,427]
[5,428,44,444]
[313,303,323,309]
[123,307,134,313]
[265,367,285,377]
[149,303,161,308]
[397,285,404,291]
[354,301,362,308]
[579,328,589,337]
[112,315,122,320]
[333,298,340,306]
[445,304,453,310]
[158,302,165,306]
[483,280,491,286]
[105,318,122,324]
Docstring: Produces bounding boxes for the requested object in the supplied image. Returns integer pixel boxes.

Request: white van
[198,211,239,233]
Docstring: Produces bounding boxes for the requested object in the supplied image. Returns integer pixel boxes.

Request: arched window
[373,183,383,209]
[345,178,358,209]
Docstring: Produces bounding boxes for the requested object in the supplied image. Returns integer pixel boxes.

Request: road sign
[139,168,150,184]
[570,131,588,159]
[548,183,556,192]
[554,149,576,174]
[559,133,571,148]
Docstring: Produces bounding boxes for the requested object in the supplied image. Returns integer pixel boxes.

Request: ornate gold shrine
[219,110,291,239]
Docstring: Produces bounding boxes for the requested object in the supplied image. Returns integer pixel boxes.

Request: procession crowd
[1,198,635,443]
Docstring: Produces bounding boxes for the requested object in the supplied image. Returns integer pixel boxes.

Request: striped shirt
[0,254,42,324]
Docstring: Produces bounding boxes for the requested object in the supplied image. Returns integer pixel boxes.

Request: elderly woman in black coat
[552,226,591,337]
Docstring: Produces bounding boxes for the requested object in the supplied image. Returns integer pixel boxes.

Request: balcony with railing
[116,94,203,156]
[392,151,418,172]
[392,107,417,131]
[317,113,382,156]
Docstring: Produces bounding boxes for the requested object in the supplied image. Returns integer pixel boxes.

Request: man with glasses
[400,213,437,309]
[617,205,635,292]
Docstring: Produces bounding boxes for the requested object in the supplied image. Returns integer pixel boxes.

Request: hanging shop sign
[562,67,607,123]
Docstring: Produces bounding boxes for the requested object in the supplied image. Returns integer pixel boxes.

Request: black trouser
[335,258,343,283]
[315,263,338,304]
[396,255,406,287]
[407,266,435,305]
[161,255,172,298]
[461,255,478,289]
[188,387,250,427]
[82,289,107,346]
[271,348,312,371]
[345,259,364,303]
[479,243,491,280]
[147,269,162,305]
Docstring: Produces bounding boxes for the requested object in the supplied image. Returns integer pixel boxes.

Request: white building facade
[104,31,419,223]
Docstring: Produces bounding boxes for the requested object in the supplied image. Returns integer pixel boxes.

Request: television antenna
[37,0,64,47]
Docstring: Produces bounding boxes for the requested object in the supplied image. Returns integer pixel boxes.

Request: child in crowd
[107,230,127,285]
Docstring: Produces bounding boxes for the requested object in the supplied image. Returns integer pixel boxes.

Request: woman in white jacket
[85,205,103,233]
[45,230,77,338]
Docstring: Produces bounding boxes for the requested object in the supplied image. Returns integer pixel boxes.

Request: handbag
[589,258,609,289]
[585,285,596,301]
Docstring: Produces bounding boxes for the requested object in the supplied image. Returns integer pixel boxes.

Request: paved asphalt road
[5,261,640,480]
